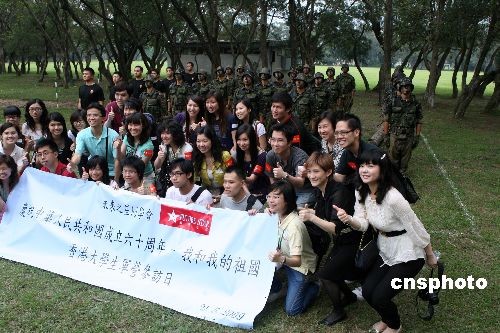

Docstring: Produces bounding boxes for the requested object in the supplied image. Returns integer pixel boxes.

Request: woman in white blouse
[334,149,438,333]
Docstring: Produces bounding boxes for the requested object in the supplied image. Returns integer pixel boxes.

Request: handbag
[354,225,379,272]
[393,167,420,203]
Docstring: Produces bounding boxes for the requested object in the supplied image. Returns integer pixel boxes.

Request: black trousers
[362,255,424,329]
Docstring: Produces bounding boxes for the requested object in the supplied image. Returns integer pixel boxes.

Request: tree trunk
[483,71,500,113]
[409,45,426,79]
[426,0,446,108]
[454,3,498,118]
[288,0,298,68]
[401,46,418,68]
[380,0,393,106]
[452,46,466,98]
[259,0,268,68]
[0,46,5,74]
[353,26,370,92]
[461,31,477,91]
[476,47,499,97]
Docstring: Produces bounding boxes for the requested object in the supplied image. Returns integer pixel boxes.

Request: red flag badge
[159,204,212,235]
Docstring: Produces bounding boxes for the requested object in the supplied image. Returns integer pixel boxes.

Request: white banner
[0,168,277,329]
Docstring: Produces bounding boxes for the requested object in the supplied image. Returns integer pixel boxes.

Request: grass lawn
[0,71,498,332]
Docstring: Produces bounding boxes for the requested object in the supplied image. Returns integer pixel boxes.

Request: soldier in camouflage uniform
[140,74,164,121]
[192,69,211,99]
[272,68,288,94]
[211,66,229,106]
[286,68,298,93]
[310,72,332,120]
[235,64,245,87]
[370,69,406,148]
[336,64,356,114]
[302,63,314,85]
[233,71,259,114]
[225,65,237,108]
[324,67,339,111]
[383,77,422,174]
[168,68,192,117]
[256,68,276,130]
[290,73,315,130]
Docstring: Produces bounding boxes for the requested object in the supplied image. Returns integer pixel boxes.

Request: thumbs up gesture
[332,204,351,225]
[81,167,89,181]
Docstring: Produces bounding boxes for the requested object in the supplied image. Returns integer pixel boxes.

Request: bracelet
[281,256,286,265]
[282,173,289,180]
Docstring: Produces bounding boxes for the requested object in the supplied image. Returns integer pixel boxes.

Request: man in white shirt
[164,158,212,206]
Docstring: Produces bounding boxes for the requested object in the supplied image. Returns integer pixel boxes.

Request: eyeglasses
[269,138,287,144]
[168,171,185,178]
[334,130,354,137]
[36,151,55,157]
[29,107,42,112]
[73,120,85,124]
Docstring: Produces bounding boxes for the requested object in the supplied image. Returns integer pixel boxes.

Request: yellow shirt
[278,212,317,275]
[198,151,234,192]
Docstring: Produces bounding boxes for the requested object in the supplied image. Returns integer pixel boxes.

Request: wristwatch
[280,256,286,265]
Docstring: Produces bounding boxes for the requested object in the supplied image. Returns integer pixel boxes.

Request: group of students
[0,86,438,333]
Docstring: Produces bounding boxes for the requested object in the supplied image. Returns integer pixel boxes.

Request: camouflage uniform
[311,72,332,118]
[256,68,275,130]
[384,78,422,174]
[225,66,238,104]
[272,68,288,94]
[233,71,259,114]
[140,90,163,121]
[192,70,211,99]
[290,73,315,130]
[235,65,245,87]
[169,78,192,117]
[336,64,356,114]
[324,67,339,112]
[302,64,314,85]
[211,66,229,103]
[286,68,298,93]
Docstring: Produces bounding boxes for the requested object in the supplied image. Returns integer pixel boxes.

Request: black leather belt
[379,229,407,237]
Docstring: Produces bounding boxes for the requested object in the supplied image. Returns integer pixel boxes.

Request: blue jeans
[271,266,319,316]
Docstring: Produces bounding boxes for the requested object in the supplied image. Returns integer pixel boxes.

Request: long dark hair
[25,99,49,133]
[125,112,150,145]
[184,95,204,141]
[193,126,223,174]
[356,149,396,204]
[46,112,70,141]
[85,155,110,185]
[157,120,185,148]
[235,124,258,171]
[205,90,228,136]
[0,155,19,189]
[69,109,87,138]
[235,98,256,126]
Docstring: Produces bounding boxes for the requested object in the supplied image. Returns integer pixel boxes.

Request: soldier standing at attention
[211,66,229,107]
[233,71,258,114]
[383,77,422,174]
[130,65,146,99]
[140,75,163,122]
[325,67,339,112]
[192,70,211,99]
[272,68,288,94]
[286,68,298,93]
[168,69,191,118]
[311,72,332,119]
[235,64,245,87]
[290,73,315,131]
[302,63,314,84]
[336,64,356,114]
[225,66,237,108]
[256,68,276,131]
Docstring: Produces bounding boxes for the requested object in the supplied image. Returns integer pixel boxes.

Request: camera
[416,260,444,320]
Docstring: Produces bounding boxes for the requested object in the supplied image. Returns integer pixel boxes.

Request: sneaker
[319,308,347,326]
[352,286,365,301]
[266,285,287,304]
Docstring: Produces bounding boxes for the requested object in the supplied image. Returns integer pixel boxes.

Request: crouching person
[267,180,319,316]
[217,166,263,213]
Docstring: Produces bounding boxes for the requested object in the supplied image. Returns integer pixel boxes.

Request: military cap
[287,68,297,77]
[242,70,254,80]
[259,67,271,78]
[326,67,335,74]
[314,72,324,79]
[398,77,414,91]
[198,69,207,76]
[174,68,184,75]
[273,68,284,78]
[303,63,310,68]
[215,66,224,73]
[144,74,153,82]
[293,73,308,86]
[341,63,349,70]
